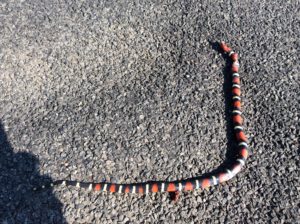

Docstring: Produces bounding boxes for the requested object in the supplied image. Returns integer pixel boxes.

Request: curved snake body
[34,42,249,194]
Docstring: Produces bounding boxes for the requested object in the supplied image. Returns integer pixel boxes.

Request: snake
[34,42,249,195]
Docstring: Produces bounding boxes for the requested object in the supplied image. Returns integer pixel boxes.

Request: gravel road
[0,0,299,223]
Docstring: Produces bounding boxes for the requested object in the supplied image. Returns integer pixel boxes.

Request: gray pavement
[0,0,299,223]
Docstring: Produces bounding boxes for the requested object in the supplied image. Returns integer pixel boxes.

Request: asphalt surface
[0,0,299,223]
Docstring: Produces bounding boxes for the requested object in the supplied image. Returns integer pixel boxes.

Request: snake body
[34,42,249,194]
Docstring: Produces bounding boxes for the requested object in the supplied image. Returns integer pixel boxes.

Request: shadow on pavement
[0,121,65,223]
